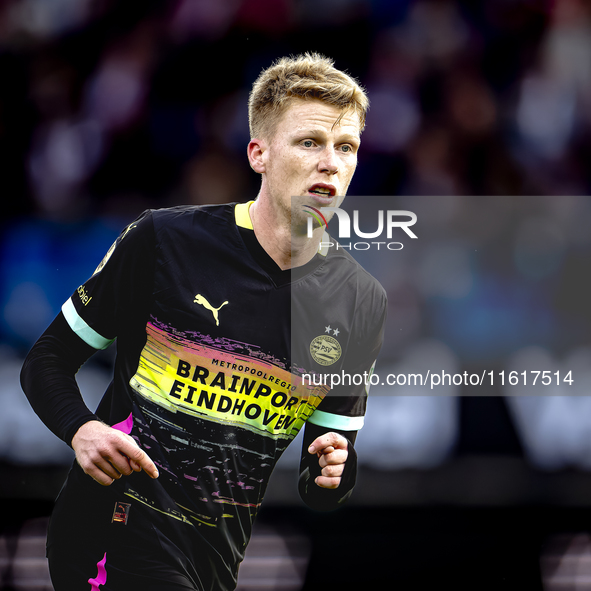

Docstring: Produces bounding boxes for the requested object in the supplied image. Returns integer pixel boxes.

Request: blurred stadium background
[2,0,591,588]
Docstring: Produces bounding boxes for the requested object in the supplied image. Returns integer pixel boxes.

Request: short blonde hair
[248,53,369,140]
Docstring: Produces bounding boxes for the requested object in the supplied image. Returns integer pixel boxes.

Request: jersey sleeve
[61,210,156,348]
[298,422,359,511]
[307,281,387,433]
[21,210,157,446]
[20,312,100,445]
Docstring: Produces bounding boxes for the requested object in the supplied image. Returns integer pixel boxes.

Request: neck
[249,199,323,270]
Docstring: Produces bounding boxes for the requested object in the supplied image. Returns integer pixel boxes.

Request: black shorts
[47,475,204,591]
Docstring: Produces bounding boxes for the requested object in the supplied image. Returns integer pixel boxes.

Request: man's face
[259,98,361,232]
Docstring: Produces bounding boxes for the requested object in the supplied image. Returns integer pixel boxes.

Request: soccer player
[21,53,386,591]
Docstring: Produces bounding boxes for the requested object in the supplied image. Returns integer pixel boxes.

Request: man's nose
[318,147,339,174]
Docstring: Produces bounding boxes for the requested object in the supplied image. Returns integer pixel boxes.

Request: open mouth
[308,184,336,197]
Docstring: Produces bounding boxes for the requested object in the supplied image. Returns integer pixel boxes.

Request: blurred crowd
[2,0,591,221]
[1,0,591,482]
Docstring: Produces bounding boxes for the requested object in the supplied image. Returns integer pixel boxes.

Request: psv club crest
[310,325,342,366]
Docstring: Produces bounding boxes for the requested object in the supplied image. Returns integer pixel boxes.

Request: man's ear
[247,138,267,173]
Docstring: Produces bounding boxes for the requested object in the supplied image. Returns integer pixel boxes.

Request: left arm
[298,421,359,511]
[298,270,387,510]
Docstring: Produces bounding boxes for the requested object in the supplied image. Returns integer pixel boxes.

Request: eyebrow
[295,128,360,144]
[337,133,361,145]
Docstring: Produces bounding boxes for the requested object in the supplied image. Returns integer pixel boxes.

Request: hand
[71,420,159,486]
[308,432,348,489]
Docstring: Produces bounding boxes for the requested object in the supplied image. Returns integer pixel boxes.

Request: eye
[340,144,355,153]
[302,140,315,148]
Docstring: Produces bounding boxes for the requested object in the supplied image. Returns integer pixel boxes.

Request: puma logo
[194,294,228,326]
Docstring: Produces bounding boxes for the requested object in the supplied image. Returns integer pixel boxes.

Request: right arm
[20,312,158,485]
[20,211,159,485]
[20,312,98,446]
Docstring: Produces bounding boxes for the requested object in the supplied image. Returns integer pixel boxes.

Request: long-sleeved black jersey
[21,202,386,590]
